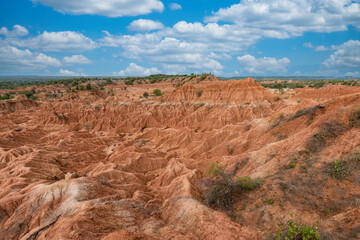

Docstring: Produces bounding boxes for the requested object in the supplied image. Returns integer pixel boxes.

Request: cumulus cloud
[322,40,360,70]
[169,3,182,10]
[315,46,329,51]
[303,42,314,48]
[0,46,61,73]
[63,54,92,64]
[206,0,360,38]
[114,63,160,76]
[304,43,330,51]
[237,55,290,74]
[59,69,86,76]
[128,19,164,31]
[98,0,360,75]
[0,25,29,37]
[13,31,97,52]
[102,34,224,73]
[31,0,164,17]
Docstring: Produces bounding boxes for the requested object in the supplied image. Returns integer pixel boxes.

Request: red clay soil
[0,77,360,239]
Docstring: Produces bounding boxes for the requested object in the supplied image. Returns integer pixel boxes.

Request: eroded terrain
[1,76,360,239]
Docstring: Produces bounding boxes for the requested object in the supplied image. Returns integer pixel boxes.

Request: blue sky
[0,0,359,77]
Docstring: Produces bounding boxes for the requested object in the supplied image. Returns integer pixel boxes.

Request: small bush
[329,159,349,179]
[143,92,149,98]
[349,109,360,128]
[328,151,360,179]
[266,198,274,204]
[288,162,296,169]
[237,176,261,190]
[153,89,162,96]
[276,214,321,240]
[203,162,261,211]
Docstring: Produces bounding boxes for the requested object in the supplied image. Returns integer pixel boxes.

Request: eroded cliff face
[0,77,359,239]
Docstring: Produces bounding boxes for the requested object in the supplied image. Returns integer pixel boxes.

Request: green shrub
[329,159,349,179]
[204,162,261,211]
[124,79,134,85]
[205,161,225,178]
[328,151,360,179]
[266,198,274,204]
[153,89,162,96]
[288,162,296,169]
[276,214,320,240]
[237,176,261,190]
[143,92,149,98]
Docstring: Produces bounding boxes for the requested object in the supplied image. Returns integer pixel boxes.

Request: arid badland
[1,76,360,239]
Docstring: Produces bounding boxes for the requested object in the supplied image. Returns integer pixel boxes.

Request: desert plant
[203,162,261,211]
[205,161,226,178]
[328,151,360,179]
[276,214,320,240]
[237,176,261,190]
[288,162,296,169]
[266,198,274,204]
[153,89,162,96]
[329,159,349,179]
[143,92,149,98]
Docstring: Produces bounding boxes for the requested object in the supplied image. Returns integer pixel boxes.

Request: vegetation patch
[153,89,162,96]
[237,176,261,190]
[203,162,261,211]
[328,151,360,179]
[276,214,321,240]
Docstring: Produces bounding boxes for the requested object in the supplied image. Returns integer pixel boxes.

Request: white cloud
[169,3,182,10]
[303,42,314,48]
[304,43,330,51]
[128,19,164,31]
[237,54,290,74]
[209,52,232,60]
[0,46,61,73]
[114,63,160,76]
[101,34,224,73]
[315,45,329,51]
[322,40,360,70]
[13,31,97,52]
[0,25,29,37]
[206,0,360,38]
[31,0,164,17]
[59,69,86,76]
[63,54,92,64]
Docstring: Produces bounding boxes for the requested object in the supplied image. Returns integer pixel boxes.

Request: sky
[0,0,359,77]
